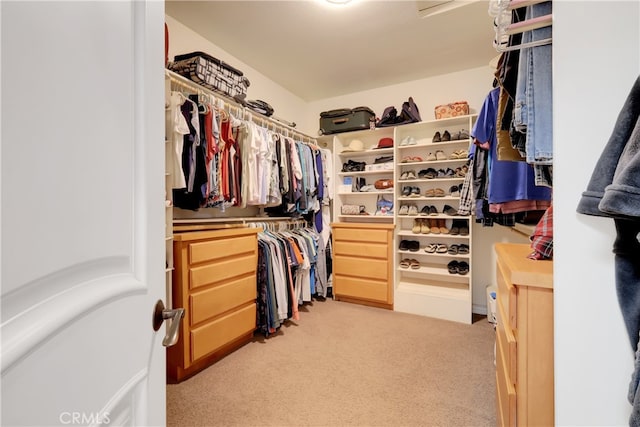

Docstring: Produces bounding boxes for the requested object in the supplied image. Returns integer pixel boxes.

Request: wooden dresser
[331,223,394,309]
[494,243,554,427]
[167,227,259,382]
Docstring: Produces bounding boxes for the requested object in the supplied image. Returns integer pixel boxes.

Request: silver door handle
[152,300,185,347]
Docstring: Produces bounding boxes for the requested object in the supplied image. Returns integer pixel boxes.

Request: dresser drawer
[333,240,387,259]
[190,275,256,325]
[333,275,389,302]
[333,255,388,280]
[189,253,257,290]
[496,333,516,427]
[190,303,256,362]
[189,235,255,264]
[496,261,517,330]
[333,227,389,244]
[496,298,517,386]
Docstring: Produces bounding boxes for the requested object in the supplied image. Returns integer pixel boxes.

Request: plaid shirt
[529,205,553,260]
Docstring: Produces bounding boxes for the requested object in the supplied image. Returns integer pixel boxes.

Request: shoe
[408,204,418,216]
[400,136,416,146]
[429,205,438,216]
[425,243,437,254]
[399,240,410,250]
[400,258,410,268]
[429,219,440,234]
[424,168,438,179]
[410,186,421,197]
[447,260,459,274]
[412,219,421,234]
[435,150,447,160]
[449,186,460,197]
[458,221,469,236]
[398,204,409,215]
[449,224,460,235]
[443,205,458,216]
[410,259,420,269]
[442,130,451,141]
[425,188,436,197]
[426,152,437,161]
[448,244,459,255]
[457,261,469,275]
[436,243,448,254]
[421,219,431,234]
[433,131,441,142]
[438,219,449,234]
[400,171,410,180]
[406,170,417,180]
[434,188,445,197]
[443,168,455,177]
[402,186,412,197]
[458,244,469,254]
[409,241,420,252]
[419,205,430,216]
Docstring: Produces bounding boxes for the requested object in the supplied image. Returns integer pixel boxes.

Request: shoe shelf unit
[332,127,396,224]
[393,114,477,324]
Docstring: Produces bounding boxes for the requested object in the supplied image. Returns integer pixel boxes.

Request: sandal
[434,188,445,197]
[406,170,417,180]
[458,244,469,254]
[435,150,447,160]
[426,152,436,161]
[425,243,437,254]
[436,243,448,254]
[410,259,420,269]
[400,258,410,269]
[448,244,459,255]
[425,188,436,197]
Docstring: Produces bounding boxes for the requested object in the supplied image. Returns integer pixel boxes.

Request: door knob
[152,300,185,347]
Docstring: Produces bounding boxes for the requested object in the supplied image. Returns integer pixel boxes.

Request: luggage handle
[333,117,349,125]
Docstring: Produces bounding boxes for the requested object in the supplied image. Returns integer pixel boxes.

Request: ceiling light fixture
[326,0,352,5]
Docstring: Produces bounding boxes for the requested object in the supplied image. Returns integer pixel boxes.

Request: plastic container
[486,284,497,324]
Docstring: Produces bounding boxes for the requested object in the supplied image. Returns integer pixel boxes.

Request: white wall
[165,15,311,135]
[555,1,640,425]
[305,66,495,135]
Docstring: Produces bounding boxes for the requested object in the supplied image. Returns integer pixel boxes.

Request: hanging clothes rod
[505,13,552,36]
[165,69,316,144]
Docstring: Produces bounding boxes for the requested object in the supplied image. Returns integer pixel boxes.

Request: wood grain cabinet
[331,223,394,309]
[167,228,259,382]
[494,243,554,427]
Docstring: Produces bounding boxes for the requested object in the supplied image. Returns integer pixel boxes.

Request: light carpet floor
[167,298,496,427]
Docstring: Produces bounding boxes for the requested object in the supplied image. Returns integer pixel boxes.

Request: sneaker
[443,205,458,216]
[408,204,418,216]
[398,204,409,215]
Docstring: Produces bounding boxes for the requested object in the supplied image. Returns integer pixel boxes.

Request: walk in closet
[164,0,640,425]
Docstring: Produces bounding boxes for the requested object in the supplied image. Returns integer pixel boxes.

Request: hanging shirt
[472,87,551,206]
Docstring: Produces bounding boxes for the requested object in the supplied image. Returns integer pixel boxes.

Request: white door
[1,1,167,426]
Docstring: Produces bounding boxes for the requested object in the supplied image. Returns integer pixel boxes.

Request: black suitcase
[319,107,375,135]
[168,51,250,98]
